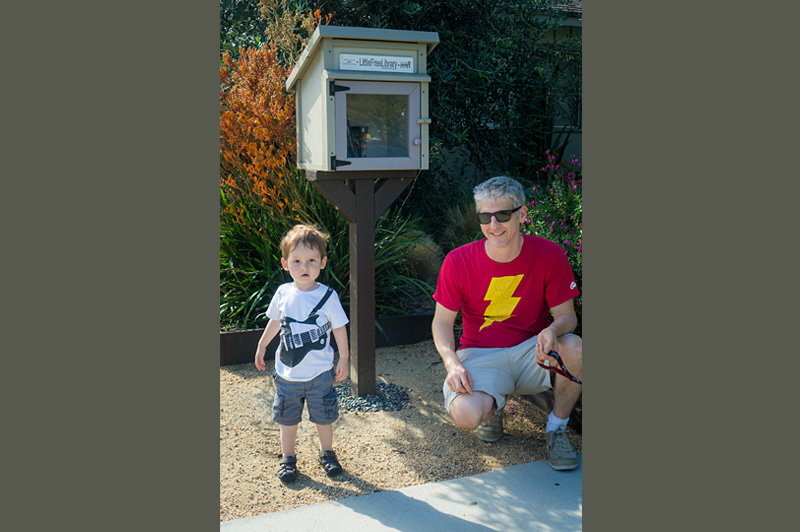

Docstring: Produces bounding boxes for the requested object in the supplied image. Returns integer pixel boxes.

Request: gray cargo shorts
[272,368,340,426]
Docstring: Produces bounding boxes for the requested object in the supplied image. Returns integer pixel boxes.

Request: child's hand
[334,357,349,381]
[255,351,266,371]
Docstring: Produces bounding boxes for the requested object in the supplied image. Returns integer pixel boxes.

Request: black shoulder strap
[309,287,334,314]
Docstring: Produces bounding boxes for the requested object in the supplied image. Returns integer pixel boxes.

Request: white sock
[546,411,569,433]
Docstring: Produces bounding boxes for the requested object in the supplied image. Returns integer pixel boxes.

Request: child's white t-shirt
[266,283,349,381]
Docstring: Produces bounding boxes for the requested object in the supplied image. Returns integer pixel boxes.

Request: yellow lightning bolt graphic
[480,275,524,331]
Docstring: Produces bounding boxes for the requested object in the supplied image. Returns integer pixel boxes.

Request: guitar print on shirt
[277,287,334,368]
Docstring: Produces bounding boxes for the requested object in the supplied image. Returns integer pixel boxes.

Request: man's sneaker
[546,427,579,470]
[476,407,504,442]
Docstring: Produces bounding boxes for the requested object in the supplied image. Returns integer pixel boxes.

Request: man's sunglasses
[475,205,523,225]
[538,350,582,385]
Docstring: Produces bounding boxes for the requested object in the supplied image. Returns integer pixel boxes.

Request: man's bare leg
[552,334,583,418]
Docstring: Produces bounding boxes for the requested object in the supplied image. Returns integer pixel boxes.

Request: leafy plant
[221,0,269,58]
[220,42,437,330]
[259,1,332,65]
[437,201,482,251]
[521,151,582,335]
[221,170,437,329]
[427,0,581,178]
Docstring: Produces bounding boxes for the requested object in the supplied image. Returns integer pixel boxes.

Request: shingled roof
[558,1,582,15]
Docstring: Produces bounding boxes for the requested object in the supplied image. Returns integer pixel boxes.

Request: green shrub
[221,0,268,58]
[521,151,582,335]
[397,142,483,245]
[221,169,437,330]
[438,201,482,251]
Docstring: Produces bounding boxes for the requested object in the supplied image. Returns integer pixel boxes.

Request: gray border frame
[7,2,219,530]
[586,1,797,529]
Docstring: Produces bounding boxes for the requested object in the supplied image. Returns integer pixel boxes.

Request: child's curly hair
[279,224,329,259]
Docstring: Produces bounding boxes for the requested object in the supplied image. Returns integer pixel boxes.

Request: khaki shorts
[442,335,553,413]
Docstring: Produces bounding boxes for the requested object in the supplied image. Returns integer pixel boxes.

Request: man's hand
[535,327,560,366]
[535,301,578,366]
[445,362,474,395]
[432,302,473,394]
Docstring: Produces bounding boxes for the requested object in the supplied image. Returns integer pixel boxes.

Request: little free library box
[286,25,439,172]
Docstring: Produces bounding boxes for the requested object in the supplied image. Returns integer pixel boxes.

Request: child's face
[280,241,327,291]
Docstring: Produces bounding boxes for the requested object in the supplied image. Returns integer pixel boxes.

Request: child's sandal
[319,450,343,477]
[277,455,297,483]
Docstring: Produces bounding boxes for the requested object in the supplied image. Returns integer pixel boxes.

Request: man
[432,176,583,471]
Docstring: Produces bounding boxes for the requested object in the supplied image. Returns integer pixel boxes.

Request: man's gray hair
[473,176,525,210]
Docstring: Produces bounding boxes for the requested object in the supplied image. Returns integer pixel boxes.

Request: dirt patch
[220,339,582,522]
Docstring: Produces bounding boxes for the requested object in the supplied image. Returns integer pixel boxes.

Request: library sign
[339,53,415,73]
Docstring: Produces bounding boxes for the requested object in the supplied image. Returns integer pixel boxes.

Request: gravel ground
[220,339,582,522]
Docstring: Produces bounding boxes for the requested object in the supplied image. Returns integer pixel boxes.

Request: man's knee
[557,333,582,378]
[449,392,494,430]
[559,334,582,362]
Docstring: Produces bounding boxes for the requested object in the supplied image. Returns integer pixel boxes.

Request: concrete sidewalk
[221,457,582,531]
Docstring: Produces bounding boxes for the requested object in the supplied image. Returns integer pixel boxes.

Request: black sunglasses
[537,350,582,385]
[475,205,523,225]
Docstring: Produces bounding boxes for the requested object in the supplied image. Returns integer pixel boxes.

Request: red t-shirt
[433,235,579,350]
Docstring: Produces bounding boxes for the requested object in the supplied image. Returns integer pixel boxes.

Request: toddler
[255,224,350,482]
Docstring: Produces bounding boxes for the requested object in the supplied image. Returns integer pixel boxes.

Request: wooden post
[349,178,376,396]
[306,170,416,396]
